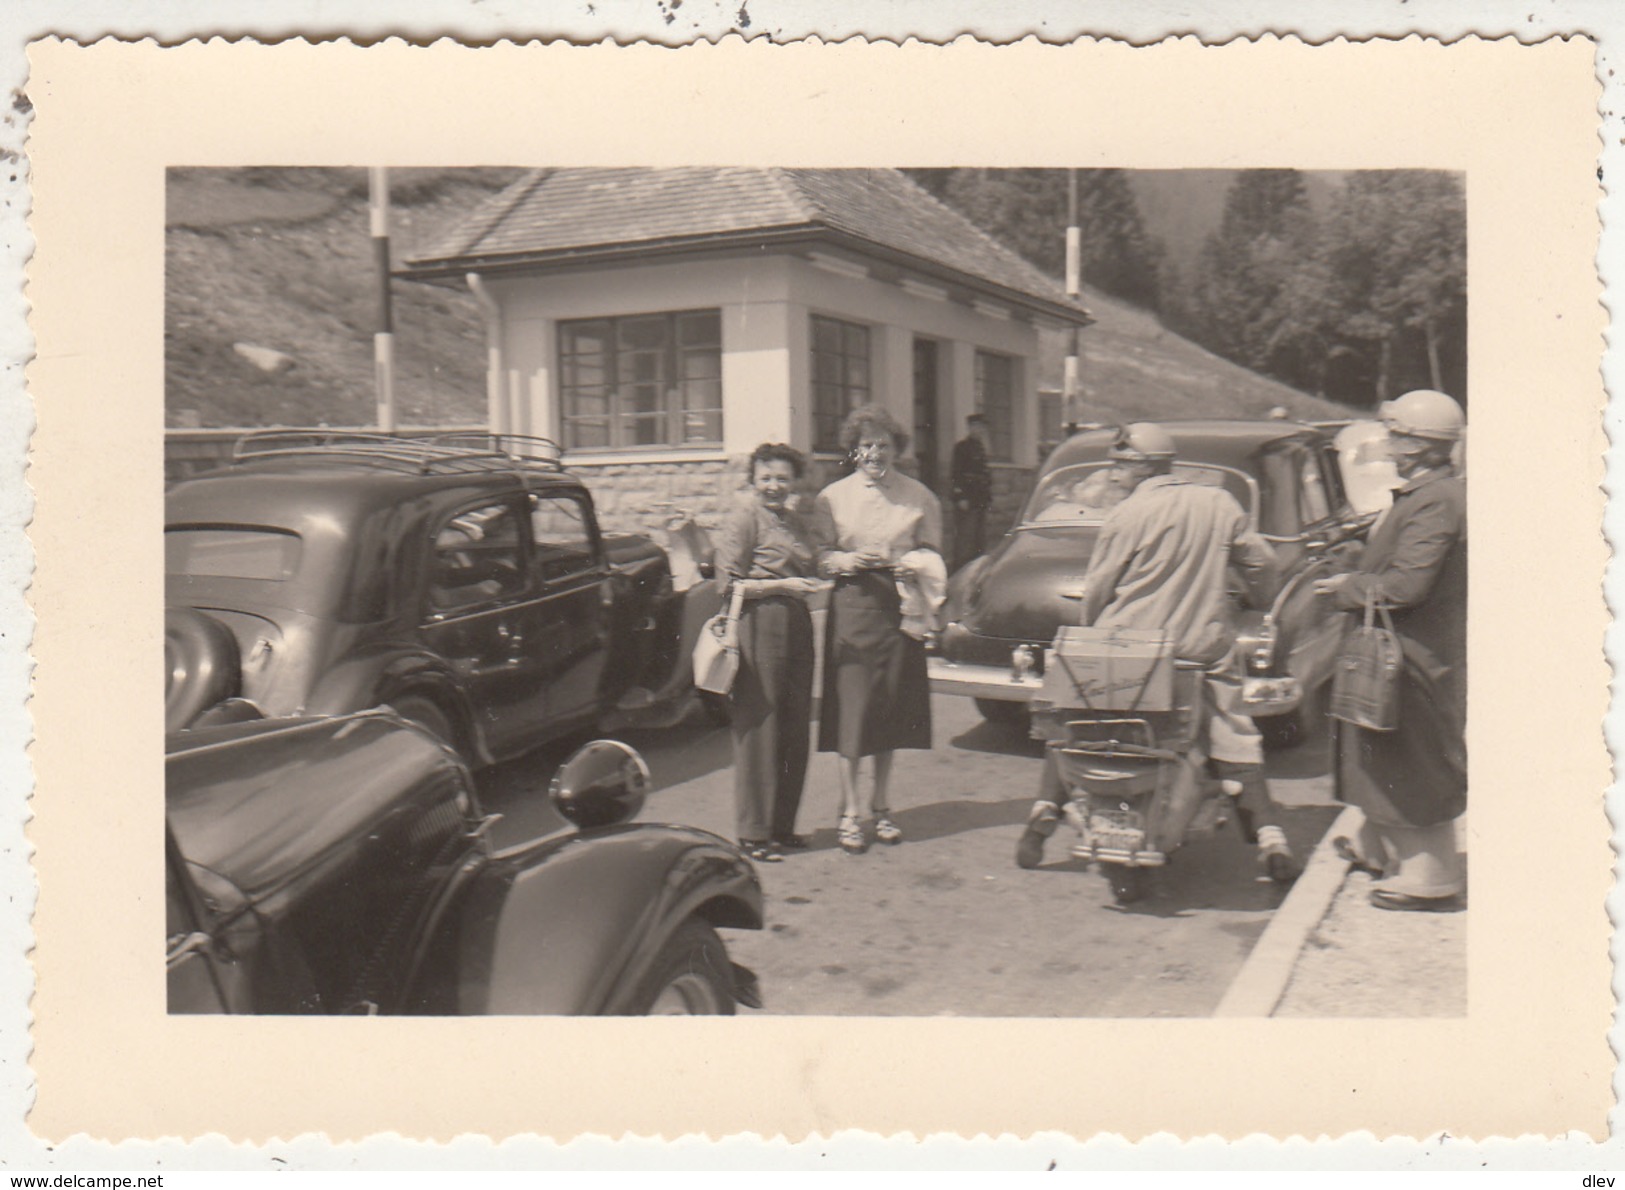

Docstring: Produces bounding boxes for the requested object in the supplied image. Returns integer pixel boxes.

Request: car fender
[448,826,763,1015]
[304,649,485,762]
[943,553,994,621]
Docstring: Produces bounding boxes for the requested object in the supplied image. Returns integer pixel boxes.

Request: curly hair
[748,441,806,481]
[839,404,910,456]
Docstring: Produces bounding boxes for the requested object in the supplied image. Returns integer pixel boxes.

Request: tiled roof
[407,167,1089,321]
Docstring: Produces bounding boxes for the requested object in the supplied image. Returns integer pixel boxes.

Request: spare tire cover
[165,607,241,733]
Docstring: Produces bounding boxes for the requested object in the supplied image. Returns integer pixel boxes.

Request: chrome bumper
[930,659,1302,713]
[927,657,1044,702]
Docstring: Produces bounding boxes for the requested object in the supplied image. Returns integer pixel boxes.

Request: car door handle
[495,621,525,658]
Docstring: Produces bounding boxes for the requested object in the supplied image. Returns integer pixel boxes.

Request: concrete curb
[1212,804,1361,1017]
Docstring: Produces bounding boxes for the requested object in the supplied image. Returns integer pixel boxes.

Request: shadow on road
[619,721,733,790]
[947,718,1045,758]
[889,794,1034,842]
[1017,803,1336,917]
[783,794,1035,853]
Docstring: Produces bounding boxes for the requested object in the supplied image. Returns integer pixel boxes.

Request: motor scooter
[1027,632,1239,905]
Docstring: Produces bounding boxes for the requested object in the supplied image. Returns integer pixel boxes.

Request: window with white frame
[558,310,722,450]
[975,349,1015,461]
[811,315,871,452]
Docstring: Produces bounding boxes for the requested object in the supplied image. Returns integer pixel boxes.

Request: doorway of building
[912,337,940,491]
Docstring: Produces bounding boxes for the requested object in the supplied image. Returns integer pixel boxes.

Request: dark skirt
[1334,651,1466,828]
[818,571,932,758]
[730,596,814,841]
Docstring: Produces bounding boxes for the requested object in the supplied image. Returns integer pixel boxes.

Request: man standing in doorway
[949,413,993,571]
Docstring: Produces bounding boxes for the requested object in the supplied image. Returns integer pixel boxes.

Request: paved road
[482,692,1339,1018]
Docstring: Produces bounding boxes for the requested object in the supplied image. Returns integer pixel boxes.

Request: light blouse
[813,468,943,561]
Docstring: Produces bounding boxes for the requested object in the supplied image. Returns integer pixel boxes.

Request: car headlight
[1236,616,1279,672]
[1242,675,1301,709]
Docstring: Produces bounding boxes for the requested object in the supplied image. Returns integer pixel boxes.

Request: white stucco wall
[473,250,1048,470]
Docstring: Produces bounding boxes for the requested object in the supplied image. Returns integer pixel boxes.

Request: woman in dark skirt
[712,443,828,863]
[813,405,943,855]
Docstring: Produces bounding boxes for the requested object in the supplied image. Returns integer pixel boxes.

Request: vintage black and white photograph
[162,163,1468,1019]
[27,32,1608,1146]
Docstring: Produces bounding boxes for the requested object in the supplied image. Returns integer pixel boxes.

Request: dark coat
[949,435,992,511]
[1332,469,1467,827]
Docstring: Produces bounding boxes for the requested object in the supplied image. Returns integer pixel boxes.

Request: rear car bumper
[931,657,1302,715]
[928,657,1044,702]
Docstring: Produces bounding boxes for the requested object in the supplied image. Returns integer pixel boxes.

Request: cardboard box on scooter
[1039,627,1178,713]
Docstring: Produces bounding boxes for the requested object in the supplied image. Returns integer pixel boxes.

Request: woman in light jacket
[712,443,827,862]
[814,405,943,855]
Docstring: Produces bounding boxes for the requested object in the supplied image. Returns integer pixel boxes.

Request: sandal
[837,814,868,855]
[873,811,903,846]
[741,841,783,864]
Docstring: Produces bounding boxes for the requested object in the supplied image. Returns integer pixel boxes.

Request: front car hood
[953,525,1100,644]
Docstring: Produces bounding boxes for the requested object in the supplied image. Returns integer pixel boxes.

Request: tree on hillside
[1183,169,1318,379]
[1314,171,1467,404]
[1170,169,1466,408]
[907,168,1164,309]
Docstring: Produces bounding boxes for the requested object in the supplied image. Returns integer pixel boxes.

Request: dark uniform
[949,432,992,570]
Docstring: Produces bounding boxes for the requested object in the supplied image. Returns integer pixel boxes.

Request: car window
[1258,448,1304,538]
[429,502,525,611]
[530,494,597,581]
[1022,462,1256,526]
[166,527,301,581]
[1299,449,1333,525]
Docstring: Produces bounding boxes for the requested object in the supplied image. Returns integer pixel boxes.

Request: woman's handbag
[692,583,747,696]
[1329,589,1403,731]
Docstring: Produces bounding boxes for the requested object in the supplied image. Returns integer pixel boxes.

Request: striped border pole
[369,167,396,433]
[1063,168,1082,434]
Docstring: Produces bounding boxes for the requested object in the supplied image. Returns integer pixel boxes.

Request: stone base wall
[164,430,1038,561]
[571,458,750,537]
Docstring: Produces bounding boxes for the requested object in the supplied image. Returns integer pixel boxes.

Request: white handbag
[692,583,747,695]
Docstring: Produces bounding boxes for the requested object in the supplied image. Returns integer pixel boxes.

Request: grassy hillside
[166,167,523,427]
[166,166,1350,431]
[1040,283,1351,424]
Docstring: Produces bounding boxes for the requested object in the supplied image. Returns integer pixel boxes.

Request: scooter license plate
[1086,803,1147,854]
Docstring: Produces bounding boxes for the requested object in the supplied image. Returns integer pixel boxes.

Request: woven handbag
[692,583,747,696]
[1329,589,1403,731]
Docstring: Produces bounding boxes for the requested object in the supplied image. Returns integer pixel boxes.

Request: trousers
[729,595,814,841]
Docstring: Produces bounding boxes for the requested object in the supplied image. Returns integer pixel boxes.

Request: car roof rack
[231,430,566,476]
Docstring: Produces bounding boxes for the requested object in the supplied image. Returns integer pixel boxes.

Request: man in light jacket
[1016,422,1300,884]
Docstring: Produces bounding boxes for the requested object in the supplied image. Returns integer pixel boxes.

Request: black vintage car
[167,710,763,1015]
[165,432,704,764]
[929,420,1376,740]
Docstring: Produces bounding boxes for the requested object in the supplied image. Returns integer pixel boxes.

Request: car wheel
[975,698,1030,728]
[1106,865,1152,905]
[388,694,457,750]
[165,608,241,732]
[698,690,732,727]
[631,918,737,1015]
